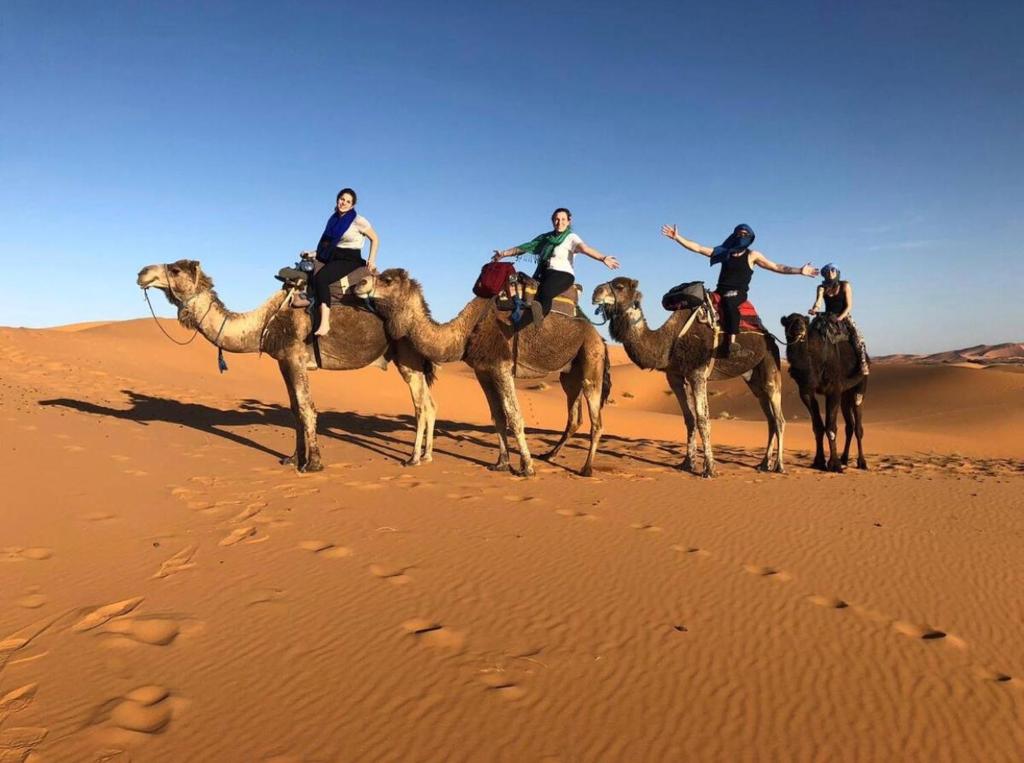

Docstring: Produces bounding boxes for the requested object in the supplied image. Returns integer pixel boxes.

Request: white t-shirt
[335,215,371,250]
[543,232,585,275]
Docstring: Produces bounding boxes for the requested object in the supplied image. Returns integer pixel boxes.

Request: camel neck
[611,304,690,371]
[180,290,289,354]
[397,290,490,364]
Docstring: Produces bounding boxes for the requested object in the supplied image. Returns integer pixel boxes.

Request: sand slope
[1,321,1022,761]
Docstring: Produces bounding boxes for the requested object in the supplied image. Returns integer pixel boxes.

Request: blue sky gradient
[2,0,1021,353]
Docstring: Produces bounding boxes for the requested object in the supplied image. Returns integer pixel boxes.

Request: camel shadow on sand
[39,390,766,473]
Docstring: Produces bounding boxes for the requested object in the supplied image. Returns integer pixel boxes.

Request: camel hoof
[701,467,716,479]
[421,455,433,463]
[756,462,771,473]
[774,465,786,474]
[811,459,827,471]
[488,462,511,473]
[578,465,593,478]
[858,460,869,470]
[538,450,558,462]
[677,458,695,473]
[827,462,844,473]
[402,458,421,468]
[516,465,536,478]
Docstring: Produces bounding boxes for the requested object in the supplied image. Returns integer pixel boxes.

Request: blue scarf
[710,224,755,266]
[317,209,358,262]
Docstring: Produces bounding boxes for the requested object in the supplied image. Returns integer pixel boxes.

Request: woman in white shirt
[311,188,379,336]
[492,207,619,325]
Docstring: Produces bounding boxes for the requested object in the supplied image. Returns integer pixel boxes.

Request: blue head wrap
[710,224,755,266]
[821,263,840,285]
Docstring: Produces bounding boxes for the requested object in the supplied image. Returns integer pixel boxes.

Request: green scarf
[516,227,573,267]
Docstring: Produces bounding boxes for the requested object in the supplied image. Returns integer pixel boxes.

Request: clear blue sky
[2,0,1021,353]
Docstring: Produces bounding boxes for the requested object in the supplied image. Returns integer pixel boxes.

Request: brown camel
[136,260,437,471]
[592,277,785,477]
[780,314,868,472]
[354,269,610,477]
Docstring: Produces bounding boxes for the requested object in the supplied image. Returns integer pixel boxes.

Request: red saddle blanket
[710,292,763,333]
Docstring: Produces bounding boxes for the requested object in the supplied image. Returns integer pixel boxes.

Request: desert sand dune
[1,320,1022,761]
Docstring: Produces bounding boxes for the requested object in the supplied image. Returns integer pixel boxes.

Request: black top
[823,281,848,315]
[716,250,754,292]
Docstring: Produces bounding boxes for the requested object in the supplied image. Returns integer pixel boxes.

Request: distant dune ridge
[874,342,1024,366]
[2,318,1023,761]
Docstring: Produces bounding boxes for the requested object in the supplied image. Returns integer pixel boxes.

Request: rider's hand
[661,224,678,241]
[491,250,504,262]
[801,262,819,277]
[808,307,819,315]
[603,256,621,270]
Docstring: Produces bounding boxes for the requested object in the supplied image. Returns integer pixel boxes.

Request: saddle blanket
[494,275,581,320]
[710,291,763,333]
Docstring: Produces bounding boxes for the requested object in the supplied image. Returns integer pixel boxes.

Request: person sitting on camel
[809,263,870,376]
[492,207,620,326]
[661,222,818,359]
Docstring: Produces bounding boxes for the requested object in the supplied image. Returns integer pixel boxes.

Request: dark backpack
[473,262,517,298]
[662,281,707,311]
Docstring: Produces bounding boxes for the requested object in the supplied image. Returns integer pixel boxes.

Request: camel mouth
[352,277,374,298]
[591,285,615,306]
[136,268,166,290]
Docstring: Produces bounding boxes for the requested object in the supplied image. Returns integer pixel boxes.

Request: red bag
[473,262,516,298]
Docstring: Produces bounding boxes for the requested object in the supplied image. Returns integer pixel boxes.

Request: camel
[592,277,785,478]
[136,260,437,471]
[780,314,868,472]
[354,269,610,477]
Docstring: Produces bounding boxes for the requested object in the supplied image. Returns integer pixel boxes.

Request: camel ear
[780,316,789,328]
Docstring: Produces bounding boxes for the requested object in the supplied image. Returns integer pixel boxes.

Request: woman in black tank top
[809,264,870,375]
[662,222,818,360]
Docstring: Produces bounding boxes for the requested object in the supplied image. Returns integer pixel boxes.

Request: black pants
[312,249,366,308]
[717,289,747,336]
[533,268,575,316]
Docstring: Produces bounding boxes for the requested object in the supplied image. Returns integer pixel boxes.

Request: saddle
[709,291,764,333]
[493,272,582,323]
[276,263,373,308]
[811,315,850,344]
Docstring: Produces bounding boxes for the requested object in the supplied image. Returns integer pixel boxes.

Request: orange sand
[1,320,1022,761]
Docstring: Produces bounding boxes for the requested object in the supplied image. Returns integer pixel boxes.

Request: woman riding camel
[809,263,870,375]
[661,223,818,359]
[492,207,620,325]
[310,188,379,336]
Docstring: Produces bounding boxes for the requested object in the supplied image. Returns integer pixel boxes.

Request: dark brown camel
[593,278,785,477]
[781,314,868,471]
[137,260,437,472]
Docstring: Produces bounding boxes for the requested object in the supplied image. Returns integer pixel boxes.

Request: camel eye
[169,267,180,275]
[613,284,622,290]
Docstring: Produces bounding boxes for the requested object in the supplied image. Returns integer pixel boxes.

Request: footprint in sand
[102,618,181,646]
[806,595,849,609]
[74,598,145,633]
[219,526,258,547]
[15,591,48,610]
[974,667,1014,684]
[555,509,598,521]
[232,503,266,522]
[670,544,711,558]
[298,540,353,559]
[152,545,198,579]
[107,686,176,734]
[743,565,793,582]
[369,564,413,586]
[243,588,287,607]
[401,619,466,651]
[630,522,663,533]
[892,621,957,643]
[0,725,48,759]
[0,683,39,726]
[82,511,117,522]
[1,547,53,562]
[479,672,527,701]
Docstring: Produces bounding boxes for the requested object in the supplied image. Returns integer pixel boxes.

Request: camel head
[780,313,809,344]
[137,260,213,307]
[352,268,420,337]
[592,277,642,314]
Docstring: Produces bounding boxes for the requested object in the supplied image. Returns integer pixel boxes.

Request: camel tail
[424,358,438,387]
[601,341,612,406]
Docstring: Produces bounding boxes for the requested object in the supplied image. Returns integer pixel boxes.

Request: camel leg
[666,372,697,473]
[824,392,843,473]
[852,379,868,470]
[476,371,511,472]
[800,390,827,470]
[577,345,606,478]
[395,366,435,467]
[689,371,716,478]
[749,361,786,473]
[278,359,302,467]
[840,392,855,468]
[280,357,322,472]
[492,369,535,477]
[542,364,584,461]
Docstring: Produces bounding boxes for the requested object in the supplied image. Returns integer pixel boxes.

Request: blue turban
[710,224,755,266]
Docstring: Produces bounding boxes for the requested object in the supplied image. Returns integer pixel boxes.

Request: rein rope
[143,288,212,346]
